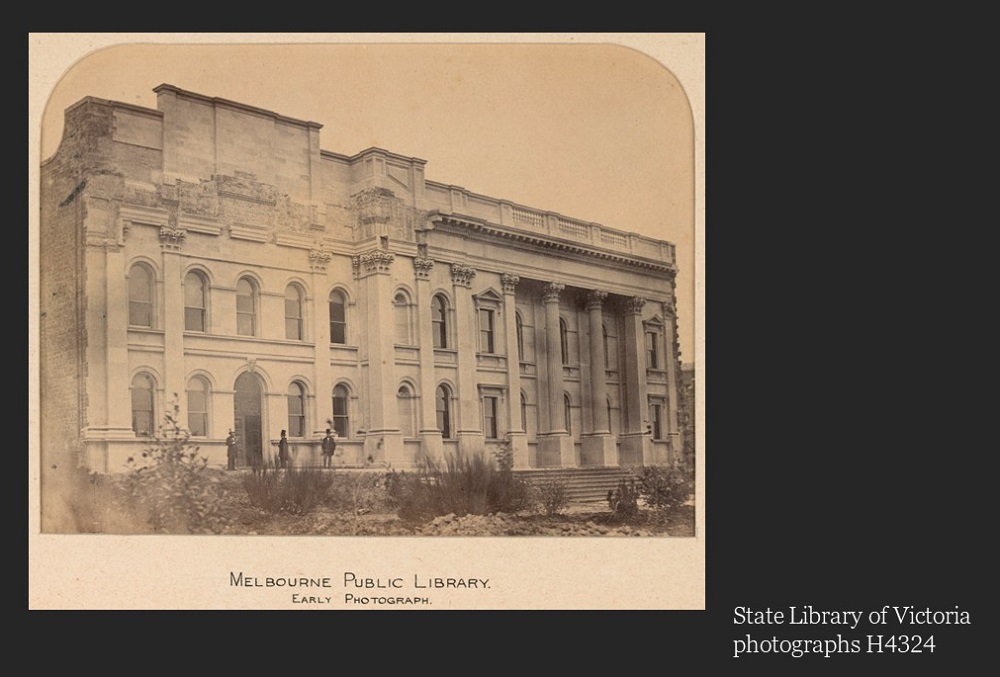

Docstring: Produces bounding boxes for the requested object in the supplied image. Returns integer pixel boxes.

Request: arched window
[397,384,415,438]
[287,382,306,437]
[186,377,209,437]
[285,285,304,340]
[436,384,452,438]
[560,317,569,365]
[131,373,155,436]
[184,271,207,332]
[564,393,572,435]
[515,312,525,361]
[329,289,347,345]
[236,277,257,337]
[128,263,153,328]
[394,292,411,345]
[332,384,350,439]
[432,294,449,349]
[520,391,527,431]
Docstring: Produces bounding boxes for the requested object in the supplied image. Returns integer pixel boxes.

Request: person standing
[321,429,336,468]
[226,430,238,471]
[278,430,289,469]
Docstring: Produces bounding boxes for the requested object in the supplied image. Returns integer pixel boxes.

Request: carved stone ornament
[450,263,477,287]
[356,249,395,275]
[413,257,435,279]
[586,289,608,310]
[542,282,565,303]
[500,273,520,294]
[309,248,333,271]
[626,296,646,314]
[246,357,257,374]
[661,300,676,318]
[158,226,187,251]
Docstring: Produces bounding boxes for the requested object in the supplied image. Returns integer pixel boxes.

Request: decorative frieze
[542,282,565,303]
[625,296,646,315]
[413,257,435,279]
[158,226,187,251]
[450,263,477,288]
[500,273,520,294]
[353,249,395,276]
[308,248,333,272]
[586,289,608,310]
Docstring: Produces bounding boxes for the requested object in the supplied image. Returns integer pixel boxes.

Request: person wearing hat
[321,428,336,468]
[226,430,238,470]
[278,430,290,469]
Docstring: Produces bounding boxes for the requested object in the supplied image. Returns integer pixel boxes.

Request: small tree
[122,397,225,533]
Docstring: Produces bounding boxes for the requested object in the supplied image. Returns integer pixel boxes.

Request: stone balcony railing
[424,182,675,265]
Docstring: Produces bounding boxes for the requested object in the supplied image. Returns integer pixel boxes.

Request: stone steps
[514,467,637,504]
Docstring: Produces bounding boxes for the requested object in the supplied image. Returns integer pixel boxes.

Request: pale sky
[30,33,703,365]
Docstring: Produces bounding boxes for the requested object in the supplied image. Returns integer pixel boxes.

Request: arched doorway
[234,372,264,467]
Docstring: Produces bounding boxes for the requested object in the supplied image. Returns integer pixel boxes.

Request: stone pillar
[355,249,404,465]
[662,299,681,465]
[538,281,574,467]
[582,290,617,466]
[414,256,443,463]
[309,247,333,441]
[451,263,484,457]
[160,226,187,416]
[501,273,529,468]
[620,295,652,466]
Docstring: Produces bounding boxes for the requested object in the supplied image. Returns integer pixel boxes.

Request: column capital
[500,273,520,294]
[542,281,565,303]
[450,263,477,288]
[585,289,608,310]
[158,226,187,251]
[413,257,435,279]
[661,299,676,318]
[353,249,395,276]
[308,248,333,272]
[625,296,646,315]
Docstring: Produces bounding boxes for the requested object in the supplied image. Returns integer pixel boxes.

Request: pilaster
[310,246,333,439]
[414,255,443,463]
[582,289,616,466]
[160,226,186,413]
[620,295,652,466]
[451,262,484,457]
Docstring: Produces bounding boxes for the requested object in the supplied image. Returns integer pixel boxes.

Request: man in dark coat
[321,429,336,468]
[278,430,289,469]
[226,430,238,471]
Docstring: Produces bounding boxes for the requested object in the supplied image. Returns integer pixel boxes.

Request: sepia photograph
[29,34,704,609]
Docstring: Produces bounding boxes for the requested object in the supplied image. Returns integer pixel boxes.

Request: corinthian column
[501,273,528,468]
[539,281,574,467]
[581,290,617,466]
[413,255,443,463]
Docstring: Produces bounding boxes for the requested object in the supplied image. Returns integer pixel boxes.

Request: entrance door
[234,372,264,467]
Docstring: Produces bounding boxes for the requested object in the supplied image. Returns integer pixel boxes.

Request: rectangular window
[483,396,498,439]
[646,331,659,369]
[288,395,304,438]
[479,308,495,353]
[649,402,663,440]
[187,389,207,437]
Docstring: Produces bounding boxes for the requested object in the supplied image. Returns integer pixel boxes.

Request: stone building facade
[40,84,683,477]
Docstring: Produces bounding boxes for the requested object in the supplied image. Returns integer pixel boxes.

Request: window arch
[287,382,306,437]
[186,376,210,437]
[131,372,156,436]
[397,384,415,438]
[435,384,452,438]
[285,284,304,340]
[128,263,154,328]
[515,312,525,361]
[432,294,449,349]
[564,392,572,435]
[184,270,207,332]
[394,291,412,345]
[329,289,347,345]
[332,384,350,439]
[236,277,258,337]
[559,317,569,365]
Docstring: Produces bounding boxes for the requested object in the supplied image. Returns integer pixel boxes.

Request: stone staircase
[514,467,638,504]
